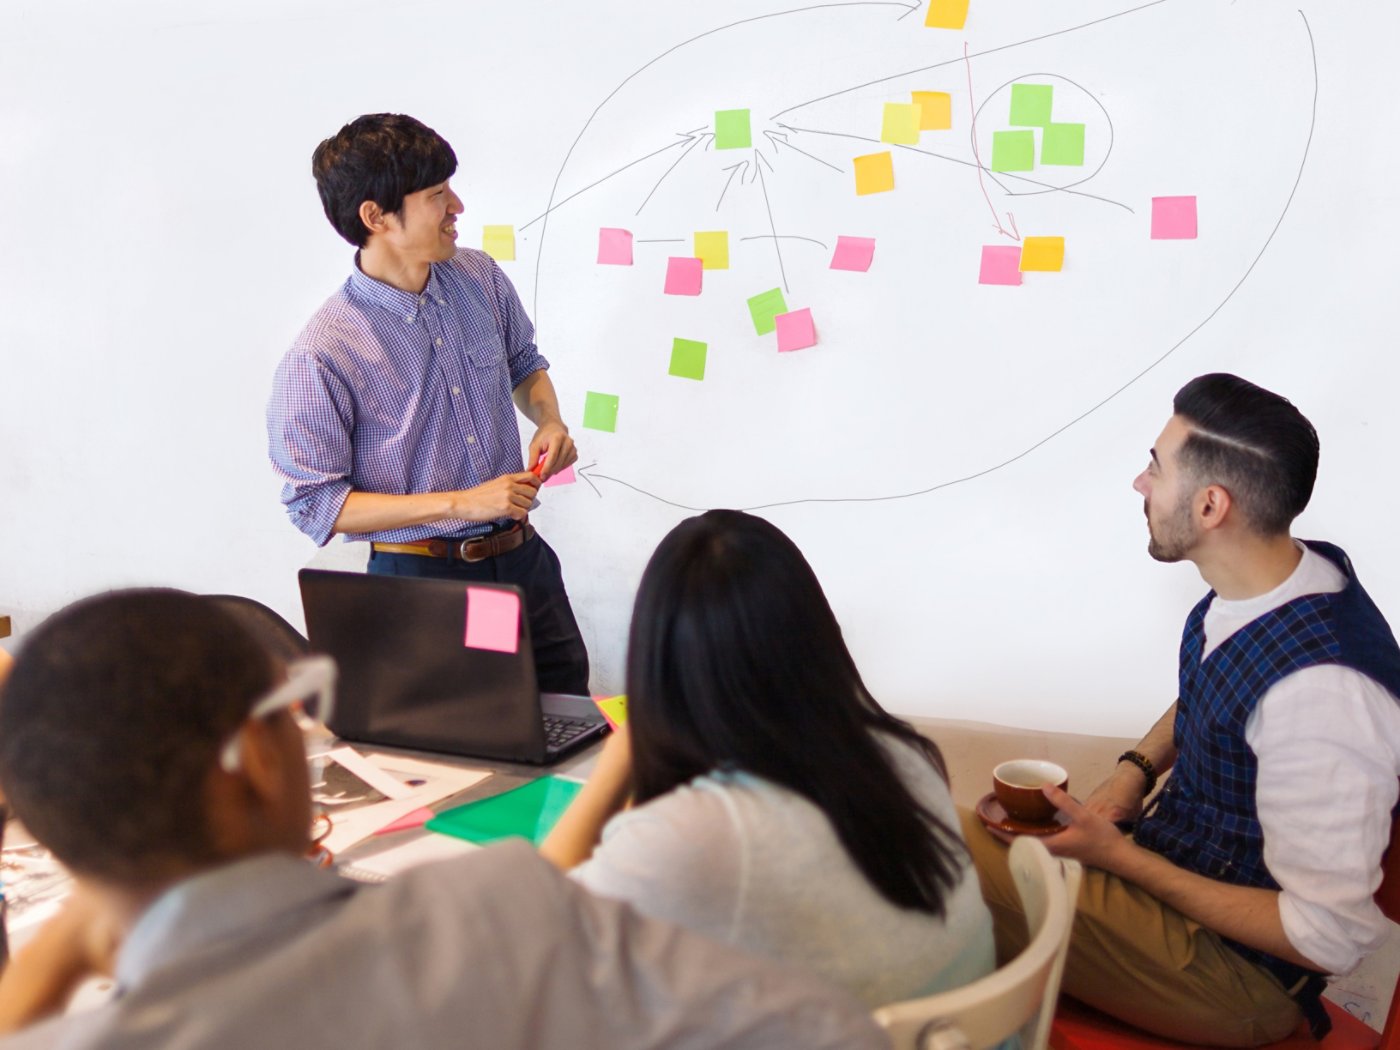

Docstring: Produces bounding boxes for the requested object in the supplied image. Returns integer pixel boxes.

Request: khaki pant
[960,810,1301,1047]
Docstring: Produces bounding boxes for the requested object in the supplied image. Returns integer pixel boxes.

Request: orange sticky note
[464,587,520,653]
[854,151,895,195]
[912,91,952,131]
[1019,236,1065,272]
[925,0,969,29]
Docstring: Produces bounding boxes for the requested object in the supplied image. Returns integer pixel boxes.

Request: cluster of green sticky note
[990,83,1085,172]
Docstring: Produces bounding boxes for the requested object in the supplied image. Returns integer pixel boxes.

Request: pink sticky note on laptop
[830,236,876,272]
[464,587,520,653]
[597,227,633,265]
[664,257,703,295]
[978,245,1023,286]
[775,308,816,352]
[542,464,576,488]
[1151,196,1198,239]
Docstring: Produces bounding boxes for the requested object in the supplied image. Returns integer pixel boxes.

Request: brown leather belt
[372,521,534,563]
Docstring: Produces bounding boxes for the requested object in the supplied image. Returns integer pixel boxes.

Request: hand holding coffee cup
[993,759,1070,824]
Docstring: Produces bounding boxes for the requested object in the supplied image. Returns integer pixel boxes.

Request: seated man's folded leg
[959,809,1301,1048]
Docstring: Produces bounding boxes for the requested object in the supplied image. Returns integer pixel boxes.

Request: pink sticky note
[597,227,633,265]
[464,587,520,653]
[775,308,817,352]
[978,245,1023,286]
[542,464,576,488]
[664,256,703,295]
[830,236,876,272]
[374,807,435,836]
[1151,196,1198,239]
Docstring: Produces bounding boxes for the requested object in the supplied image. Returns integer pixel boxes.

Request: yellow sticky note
[853,151,895,196]
[881,103,921,145]
[925,0,969,29]
[912,91,953,131]
[595,694,628,730]
[1019,236,1065,272]
[482,225,515,262]
[693,230,730,270]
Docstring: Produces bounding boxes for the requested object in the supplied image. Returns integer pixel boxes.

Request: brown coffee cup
[993,759,1069,824]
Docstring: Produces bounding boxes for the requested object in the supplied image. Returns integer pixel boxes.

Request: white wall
[2,0,1396,736]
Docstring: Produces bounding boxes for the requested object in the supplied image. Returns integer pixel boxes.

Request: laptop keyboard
[542,714,598,753]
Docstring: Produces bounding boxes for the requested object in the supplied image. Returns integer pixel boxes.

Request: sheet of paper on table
[313,746,492,856]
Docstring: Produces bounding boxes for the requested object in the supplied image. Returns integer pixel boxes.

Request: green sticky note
[1041,122,1085,166]
[747,287,788,335]
[582,391,619,432]
[1009,83,1054,127]
[990,130,1036,172]
[426,776,584,846]
[714,108,752,149]
[668,338,707,381]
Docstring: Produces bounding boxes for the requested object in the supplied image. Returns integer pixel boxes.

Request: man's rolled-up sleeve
[487,259,549,387]
[266,351,356,547]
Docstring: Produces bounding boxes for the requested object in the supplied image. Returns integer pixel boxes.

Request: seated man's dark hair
[311,113,458,248]
[0,590,275,884]
[1172,373,1319,536]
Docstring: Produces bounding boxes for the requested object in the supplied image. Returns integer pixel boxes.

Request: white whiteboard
[2,0,1396,735]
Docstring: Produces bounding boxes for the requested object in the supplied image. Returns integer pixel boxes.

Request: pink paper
[374,807,435,836]
[664,256,703,295]
[978,245,1023,286]
[597,227,633,265]
[830,236,876,272]
[464,587,520,653]
[775,308,817,352]
[542,464,576,488]
[1151,196,1198,239]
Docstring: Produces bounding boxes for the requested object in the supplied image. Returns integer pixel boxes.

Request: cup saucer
[975,791,1069,837]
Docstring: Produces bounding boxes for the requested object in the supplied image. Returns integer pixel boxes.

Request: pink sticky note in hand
[374,807,435,836]
[1151,196,1198,239]
[664,257,703,295]
[830,236,876,272]
[775,308,817,352]
[978,245,1023,286]
[542,464,576,488]
[464,587,520,653]
[598,227,633,265]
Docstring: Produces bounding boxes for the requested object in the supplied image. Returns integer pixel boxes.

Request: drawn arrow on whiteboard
[635,132,711,215]
[762,128,844,174]
[753,151,790,293]
[964,43,1021,242]
[716,160,749,210]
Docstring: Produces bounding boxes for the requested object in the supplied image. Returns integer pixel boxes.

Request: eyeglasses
[219,656,338,773]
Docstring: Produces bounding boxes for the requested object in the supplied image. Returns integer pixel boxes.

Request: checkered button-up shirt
[267,249,548,545]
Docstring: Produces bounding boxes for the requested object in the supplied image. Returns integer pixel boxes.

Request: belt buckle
[456,537,487,563]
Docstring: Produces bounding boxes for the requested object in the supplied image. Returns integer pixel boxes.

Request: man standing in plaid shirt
[268,114,588,695]
[965,374,1400,1046]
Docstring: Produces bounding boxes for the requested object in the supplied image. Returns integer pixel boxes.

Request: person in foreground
[267,112,588,694]
[541,510,995,1008]
[0,590,889,1049]
[964,373,1400,1046]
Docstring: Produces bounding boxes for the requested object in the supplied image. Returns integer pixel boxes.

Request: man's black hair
[311,113,458,248]
[1173,373,1320,536]
[0,590,274,883]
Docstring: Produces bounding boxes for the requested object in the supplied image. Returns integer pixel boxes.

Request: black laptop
[298,569,607,764]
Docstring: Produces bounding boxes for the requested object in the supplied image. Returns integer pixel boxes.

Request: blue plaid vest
[1135,541,1400,991]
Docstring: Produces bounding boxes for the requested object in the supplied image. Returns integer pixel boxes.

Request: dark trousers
[367,531,591,696]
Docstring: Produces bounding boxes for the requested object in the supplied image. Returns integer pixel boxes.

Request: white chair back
[873,836,1082,1050]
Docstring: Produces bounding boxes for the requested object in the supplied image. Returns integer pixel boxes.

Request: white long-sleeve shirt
[1200,543,1400,974]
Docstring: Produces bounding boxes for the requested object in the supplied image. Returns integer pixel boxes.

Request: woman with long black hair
[542,510,993,1007]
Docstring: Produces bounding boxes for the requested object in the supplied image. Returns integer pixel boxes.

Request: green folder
[426,776,584,846]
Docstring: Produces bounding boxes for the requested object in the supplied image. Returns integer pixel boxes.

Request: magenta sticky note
[664,256,703,295]
[978,245,1023,286]
[830,236,877,272]
[464,587,520,653]
[775,308,817,352]
[374,807,435,836]
[542,464,576,488]
[597,227,633,265]
[1151,196,1198,239]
